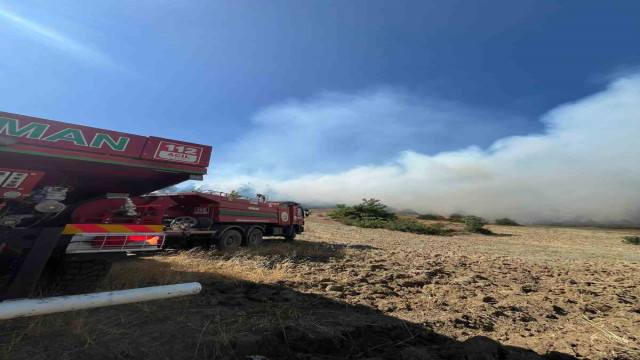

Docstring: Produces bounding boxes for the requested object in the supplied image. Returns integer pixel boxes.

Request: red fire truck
[0,111,307,300]
[153,191,307,250]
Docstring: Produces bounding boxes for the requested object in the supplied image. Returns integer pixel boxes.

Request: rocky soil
[295,219,640,360]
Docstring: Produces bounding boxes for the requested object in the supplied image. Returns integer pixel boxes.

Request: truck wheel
[45,258,112,295]
[283,233,296,242]
[245,228,264,247]
[218,230,242,250]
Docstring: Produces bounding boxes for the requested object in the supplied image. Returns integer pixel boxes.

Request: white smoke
[208,75,640,226]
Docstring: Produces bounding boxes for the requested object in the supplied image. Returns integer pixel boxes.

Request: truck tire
[283,233,296,242]
[245,228,264,247]
[45,258,112,295]
[217,229,242,250]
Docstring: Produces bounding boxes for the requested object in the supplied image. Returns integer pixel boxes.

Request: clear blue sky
[1,0,638,180]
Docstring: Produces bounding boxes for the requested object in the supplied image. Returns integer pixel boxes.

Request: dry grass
[105,239,346,291]
[1,244,313,358]
[233,239,346,259]
[106,252,290,290]
[1,312,87,358]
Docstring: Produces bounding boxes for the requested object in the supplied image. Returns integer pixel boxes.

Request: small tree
[448,213,464,223]
[463,215,489,233]
[329,199,396,220]
[351,199,396,220]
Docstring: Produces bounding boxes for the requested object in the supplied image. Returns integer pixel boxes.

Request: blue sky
[1,1,639,224]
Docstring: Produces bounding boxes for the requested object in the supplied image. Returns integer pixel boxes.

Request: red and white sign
[153,141,203,164]
[193,207,209,215]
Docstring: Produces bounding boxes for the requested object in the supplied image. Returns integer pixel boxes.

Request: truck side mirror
[304,210,310,217]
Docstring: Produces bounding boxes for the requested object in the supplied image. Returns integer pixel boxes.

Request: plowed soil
[1,212,639,360]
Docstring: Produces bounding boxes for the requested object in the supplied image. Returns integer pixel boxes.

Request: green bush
[622,236,640,245]
[448,214,464,223]
[329,199,449,236]
[417,214,445,220]
[494,218,521,226]
[463,215,490,233]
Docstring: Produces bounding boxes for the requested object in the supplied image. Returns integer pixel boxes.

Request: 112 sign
[154,141,203,164]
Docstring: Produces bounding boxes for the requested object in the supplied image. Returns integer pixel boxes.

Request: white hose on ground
[0,282,202,320]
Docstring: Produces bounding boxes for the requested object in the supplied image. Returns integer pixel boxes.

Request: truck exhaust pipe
[0,282,202,320]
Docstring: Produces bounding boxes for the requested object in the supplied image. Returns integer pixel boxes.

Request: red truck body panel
[0,111,212,196]
[0,111,211,168]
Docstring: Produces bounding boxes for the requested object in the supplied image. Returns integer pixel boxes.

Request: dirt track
[1,215,639,359]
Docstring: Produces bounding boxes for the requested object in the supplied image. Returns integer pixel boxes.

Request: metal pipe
[0,282,202,320]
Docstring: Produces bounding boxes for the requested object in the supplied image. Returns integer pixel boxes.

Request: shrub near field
[329,199,450,236]
[463,215,493,234]
[494,218,521,226]
[417,214,445,220]
[622,235,640,245]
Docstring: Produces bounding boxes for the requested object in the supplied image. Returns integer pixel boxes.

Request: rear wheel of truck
[283,233,296,242]
[245,228,264,247]
[218,230,242,250]
[45,258,112,295]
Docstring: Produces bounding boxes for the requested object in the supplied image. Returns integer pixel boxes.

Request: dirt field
[1,212,639,359]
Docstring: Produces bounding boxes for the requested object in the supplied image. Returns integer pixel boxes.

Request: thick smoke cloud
[218,88,535,176]
[207,75,640,226]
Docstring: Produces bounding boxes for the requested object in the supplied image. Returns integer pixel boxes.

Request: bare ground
[1,213,639,360]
